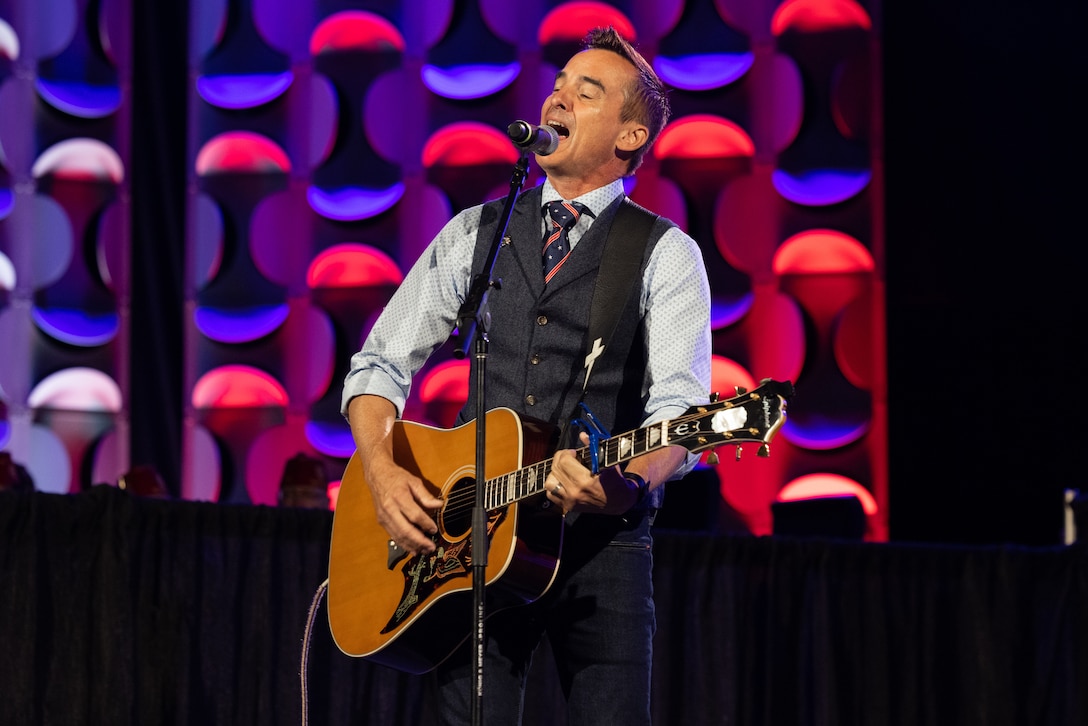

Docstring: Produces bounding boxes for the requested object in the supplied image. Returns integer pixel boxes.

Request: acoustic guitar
[328,379,793,673]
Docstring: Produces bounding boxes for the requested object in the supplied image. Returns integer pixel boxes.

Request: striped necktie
[542,200,585,283]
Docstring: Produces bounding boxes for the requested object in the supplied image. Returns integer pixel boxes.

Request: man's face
[536,48,638,184]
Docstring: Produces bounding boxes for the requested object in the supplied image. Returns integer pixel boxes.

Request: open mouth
[547,121,570,139]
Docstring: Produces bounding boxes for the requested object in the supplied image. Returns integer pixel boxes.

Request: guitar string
[433,386,785,519]
[394,387,782,548]
[435,409,710,519]
[438,423,652,517]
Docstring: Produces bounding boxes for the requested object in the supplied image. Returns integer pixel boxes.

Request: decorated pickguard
[381,508,508,633]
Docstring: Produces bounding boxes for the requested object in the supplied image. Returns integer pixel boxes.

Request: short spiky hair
[582,27,670,174]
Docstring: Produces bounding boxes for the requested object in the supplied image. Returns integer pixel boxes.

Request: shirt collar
[540,178,626,219]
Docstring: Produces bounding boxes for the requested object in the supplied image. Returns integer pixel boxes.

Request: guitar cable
[299,578,330,726]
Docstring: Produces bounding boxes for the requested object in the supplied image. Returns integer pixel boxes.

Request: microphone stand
[452,151,532,726]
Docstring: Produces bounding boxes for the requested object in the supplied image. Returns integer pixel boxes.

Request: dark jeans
[436,511,656,725]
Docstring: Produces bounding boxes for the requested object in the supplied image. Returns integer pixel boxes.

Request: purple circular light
[421,61,521,100]
[780,416,869,450]
[771,168,872,206]
[711,293,755,330]
[31,307,119,346]
[196,71,294,109]
[194,304,290,344]
[306,183,404,221]
[305,419,354,458]
[654,53,754,91]
[35,79,122,118]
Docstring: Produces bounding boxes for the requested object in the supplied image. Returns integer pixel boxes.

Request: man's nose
[548,88,569,110]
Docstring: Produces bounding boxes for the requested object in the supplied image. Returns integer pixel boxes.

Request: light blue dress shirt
[342,178,712,476]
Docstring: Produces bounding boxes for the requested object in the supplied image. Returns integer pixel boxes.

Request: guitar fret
[525,465,538,499]
[647,423,662,450]
[616,434,632,464]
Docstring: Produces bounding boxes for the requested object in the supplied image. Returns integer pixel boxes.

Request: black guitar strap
[581,197,658,392]
[554,197,659,449]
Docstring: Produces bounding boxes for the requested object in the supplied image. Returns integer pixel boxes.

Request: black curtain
[1,488,1085,725]
[128,0,187,491]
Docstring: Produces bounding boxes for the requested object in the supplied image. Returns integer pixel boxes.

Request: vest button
[536,315,548,326]
[525,395,537,406]
[530,354,541,365]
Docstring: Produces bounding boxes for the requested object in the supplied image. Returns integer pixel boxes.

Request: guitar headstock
[668,379,794,460]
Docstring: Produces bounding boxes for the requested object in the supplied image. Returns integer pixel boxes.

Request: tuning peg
[707,448,720,465]
[734,386,747,395]
[758,444,770,457]
[735,446,742,462]
[709,392,720,403]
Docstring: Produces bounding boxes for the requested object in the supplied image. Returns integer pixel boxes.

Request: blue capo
[572,402,611,475]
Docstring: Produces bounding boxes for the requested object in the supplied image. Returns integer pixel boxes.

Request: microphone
[506,121,560,156]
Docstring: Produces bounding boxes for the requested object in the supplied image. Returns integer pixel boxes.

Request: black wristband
[625,472,650,507]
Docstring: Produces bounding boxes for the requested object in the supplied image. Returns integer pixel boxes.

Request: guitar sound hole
[440,476,475,540]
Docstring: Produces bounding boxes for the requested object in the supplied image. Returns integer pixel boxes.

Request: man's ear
[617,124,649,153]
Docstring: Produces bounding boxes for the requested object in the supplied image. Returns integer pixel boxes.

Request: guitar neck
[481,379,793,512]
[484,419,668,511]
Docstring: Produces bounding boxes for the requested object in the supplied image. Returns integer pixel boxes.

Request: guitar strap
[556,197,659,447]
[582,197,658,391]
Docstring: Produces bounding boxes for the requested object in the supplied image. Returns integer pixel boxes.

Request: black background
[884,1,1087,544]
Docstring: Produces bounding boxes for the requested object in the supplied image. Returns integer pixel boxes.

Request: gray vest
[456,184,674,449]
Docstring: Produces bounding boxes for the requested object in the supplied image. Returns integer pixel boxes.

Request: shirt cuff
[341,369,409,419]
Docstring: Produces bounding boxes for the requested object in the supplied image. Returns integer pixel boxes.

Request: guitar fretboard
[483,420,669,511]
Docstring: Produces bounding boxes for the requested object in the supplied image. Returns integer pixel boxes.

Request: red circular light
[538,3,636,45]
[310,11,405,55]
[655,115,755,160]
[422,122,520,168]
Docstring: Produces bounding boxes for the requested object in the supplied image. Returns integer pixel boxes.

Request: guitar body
[327,408,561,674]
